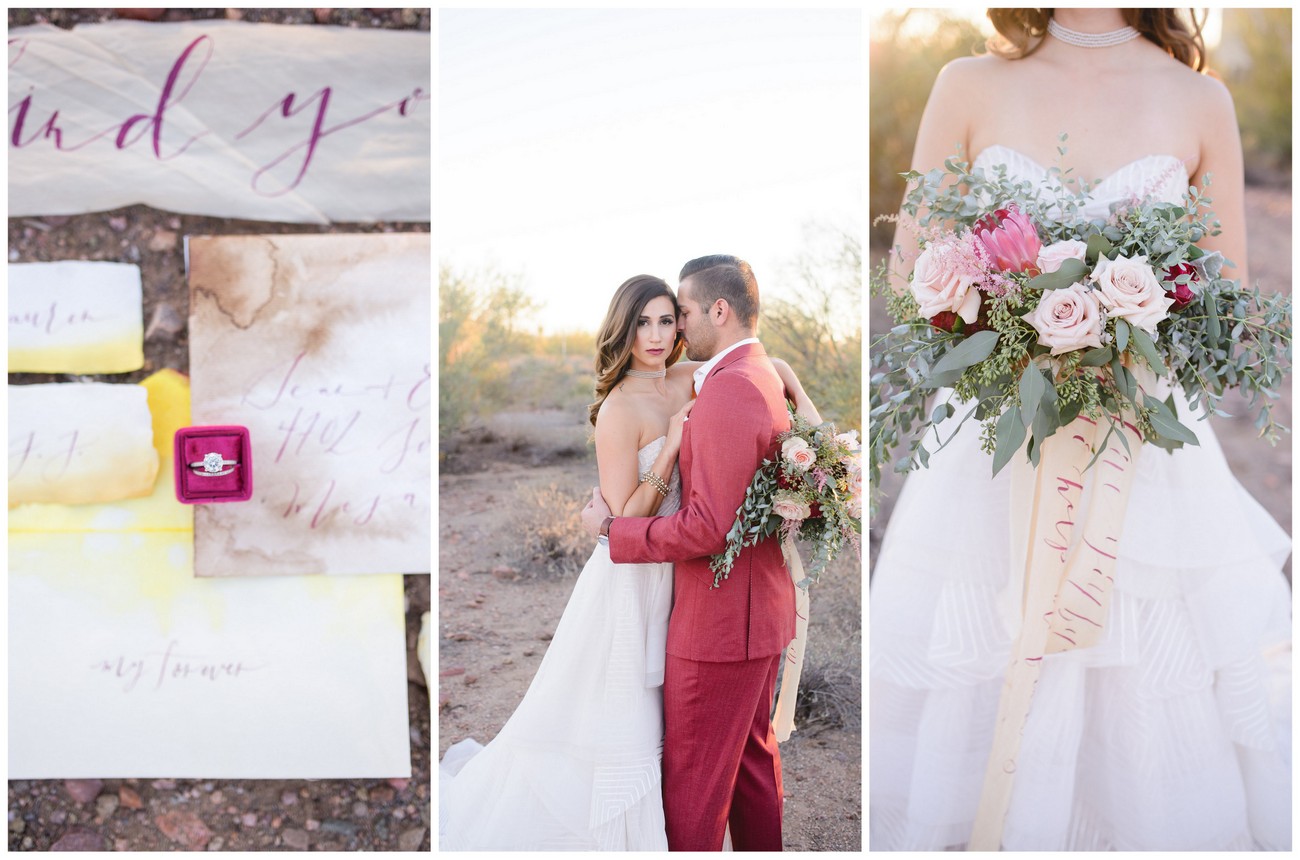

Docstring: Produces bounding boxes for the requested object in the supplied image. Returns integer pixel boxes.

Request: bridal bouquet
[869,148,1292,505]
[710,409,862,589]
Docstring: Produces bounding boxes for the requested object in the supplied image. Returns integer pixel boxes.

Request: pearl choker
[1048,19,1141,48]
[624,368,666,379]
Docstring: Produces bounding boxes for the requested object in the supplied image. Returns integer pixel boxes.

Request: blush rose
[1091,254,1175,334]
[1022,281,1104,355]
[1036,239,1088,274]
[910,242,981,325]
[781,437,817,472]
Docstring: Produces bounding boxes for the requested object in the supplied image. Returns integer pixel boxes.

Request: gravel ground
[7,7,431,852]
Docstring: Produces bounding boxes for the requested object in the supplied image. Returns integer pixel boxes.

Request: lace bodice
[637,436,681,516]
[972,144,1189,220]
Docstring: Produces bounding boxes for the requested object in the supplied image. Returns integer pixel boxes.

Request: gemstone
[202,452,224,473]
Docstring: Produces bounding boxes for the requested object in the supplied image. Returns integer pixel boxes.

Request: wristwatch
[600,515,615,538]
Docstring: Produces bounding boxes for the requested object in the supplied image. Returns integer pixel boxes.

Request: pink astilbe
[812,467,831,493]
[973,204,1043,275]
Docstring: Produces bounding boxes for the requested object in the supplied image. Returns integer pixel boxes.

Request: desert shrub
[514,482,592,577]
[1219,9,1292,173]
[762,223,862,430]
[787,652,862,734]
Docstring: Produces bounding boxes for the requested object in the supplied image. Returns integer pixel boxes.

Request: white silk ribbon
[773,537,810,743]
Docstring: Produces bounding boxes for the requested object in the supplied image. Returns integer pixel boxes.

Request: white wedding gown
[870,145,1293,851]
[440,437,678,850]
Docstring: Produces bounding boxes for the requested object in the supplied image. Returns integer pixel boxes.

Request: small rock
[119,786,143,810]
[64,779,103,805]
[438,691,451,710]
[305,818,320,832]
[115,838,130,851]
[51,827,105,851]
[167,216,181,230]
[491,565,520,581]
[440,667,465,678]
[225,8,243,20]
[522,649,536,657]
[282,828,309,850]
[272,816,282,828]
[210,790,223,805]
[12,781,30,792]
[355,787,369,802]
[108,216,127,232]
[400,8,417,26]
[114,8,167,21]
[369,785,395,805]
[313,8,332,24]
[464,675,478,686]
[50,809,68,825]
[386,778,409,792]
[207,837,224,851]
[148,229,178,251]
[22,837,34,849]
[391,809,404,820]
[95,794,119,820]
[155,811,213,850]
[351,802,369,818]
[145,303,185,339]
[398,826,426,851]
[280,790,297,806]
[320,819,356,837]
[240,812,257,827]
[447,632,473,641]
[151,779,177,790]
[9,818,24,835]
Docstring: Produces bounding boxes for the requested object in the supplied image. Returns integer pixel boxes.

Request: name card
[9,21,430,223]
[8,370,411,778]
[9,261,144,373]
[188,233,430,576]
[8,382,158,507]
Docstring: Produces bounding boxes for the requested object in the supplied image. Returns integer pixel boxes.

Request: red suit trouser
[662,653,783,851]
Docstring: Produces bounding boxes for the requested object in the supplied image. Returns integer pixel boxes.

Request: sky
[439,9,863,334]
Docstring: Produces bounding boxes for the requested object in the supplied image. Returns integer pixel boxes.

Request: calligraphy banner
[188,233,430,577]
[8,21,430,223]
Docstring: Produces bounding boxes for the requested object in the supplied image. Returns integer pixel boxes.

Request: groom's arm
[609,372,771,565]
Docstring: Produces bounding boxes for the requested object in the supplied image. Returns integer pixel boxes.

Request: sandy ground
[438,412,863,851]
[7,7,431,852]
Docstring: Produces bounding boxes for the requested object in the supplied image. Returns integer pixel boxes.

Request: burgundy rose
[1162,262,1199,311]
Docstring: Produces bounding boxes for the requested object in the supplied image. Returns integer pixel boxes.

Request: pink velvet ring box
[173,425,253,504]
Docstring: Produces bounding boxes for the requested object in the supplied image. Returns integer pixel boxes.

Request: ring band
[189,451,239,477]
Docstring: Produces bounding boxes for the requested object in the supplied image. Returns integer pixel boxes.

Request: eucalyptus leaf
[929,330,1000,377]
[1027,258,1087,291]
[1079,347,1113,367]
[1085,233,1111,264]
[1128,325,1167,376]
[1114,318,1130,354]
[992,405,1026,477]
[1018,362,1047,429]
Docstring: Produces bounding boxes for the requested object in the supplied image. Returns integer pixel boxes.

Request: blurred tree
[762,222,862,429]
[869,11,986,250]
[1217,8,1291,176]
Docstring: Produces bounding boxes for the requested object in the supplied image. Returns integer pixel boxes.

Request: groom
[582,254,795,851]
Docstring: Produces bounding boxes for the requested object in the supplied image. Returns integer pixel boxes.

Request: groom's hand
[580,487,612,539]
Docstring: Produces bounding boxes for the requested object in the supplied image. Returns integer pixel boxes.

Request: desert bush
[514,482,592,577]
[762,223,862,430]
[787,651,862,734]
[1219,9,1292,173]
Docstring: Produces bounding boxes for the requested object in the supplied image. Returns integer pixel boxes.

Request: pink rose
[1036,239,1088,274]
[910,242,981,325]
[1022,282,1104,355]
[1090,254,1174,335]
[772,489,812,522]
[781,437,817,472]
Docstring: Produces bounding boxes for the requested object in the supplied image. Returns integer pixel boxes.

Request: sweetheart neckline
[972,143,1189,186]
[638,435,668,455]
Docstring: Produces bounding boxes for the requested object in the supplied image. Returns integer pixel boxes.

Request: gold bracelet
[639,470,669,498]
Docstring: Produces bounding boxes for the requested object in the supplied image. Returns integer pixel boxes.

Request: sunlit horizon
[439,9,862,335]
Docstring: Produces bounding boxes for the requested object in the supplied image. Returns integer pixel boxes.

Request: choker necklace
[1048,18,1141,48]
[624,368,666,379]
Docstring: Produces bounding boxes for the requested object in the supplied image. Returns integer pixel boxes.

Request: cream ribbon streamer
[773,537,810,742]
[968,411,1142,850]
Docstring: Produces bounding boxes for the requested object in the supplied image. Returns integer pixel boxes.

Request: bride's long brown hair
[588,275,685,427]
[987,9,1207,71]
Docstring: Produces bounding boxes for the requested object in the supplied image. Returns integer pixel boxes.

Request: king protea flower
[974,205,1042,274]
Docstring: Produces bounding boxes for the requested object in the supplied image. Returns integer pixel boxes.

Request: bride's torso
[635,436,682,516]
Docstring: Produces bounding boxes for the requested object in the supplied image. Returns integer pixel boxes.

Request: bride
[440,273,817,850]
[871,8,1291,851]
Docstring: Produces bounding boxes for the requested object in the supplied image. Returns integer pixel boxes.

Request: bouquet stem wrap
[968,412,1142,850]
[772,536,810,743]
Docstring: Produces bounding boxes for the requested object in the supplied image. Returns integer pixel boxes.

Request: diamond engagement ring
[189,452,238,477]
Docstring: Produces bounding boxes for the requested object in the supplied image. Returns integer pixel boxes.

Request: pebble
[50,809,67,825]
[241,812,258,827]
[11,780,30,792]
[119,786,143,810]
[398,826,427,851]
[320,819,356,837]
[282,828,309,850]
[64,779,103,804]
[355,787,369,802]
[464,675,478,686]
[391,809,405,820]
[22,837,34,849]
[369,785,395,805]
[95,793,119,820]
[148,229,178,252]
[272,816,282,828]
[313,9,332,25]
[151,779,177,790]
[280,790,297,806]
[352,802,369,818]
[400,8,417,26]
[51,827,105,851]
[491,565,520,581]
[210,790,223,805]
[207,837,224,851]
[305,818,320,832]
[108,216,127,232]
[9,818,24,835]
[155,811,213,850]
[387,778,409,792]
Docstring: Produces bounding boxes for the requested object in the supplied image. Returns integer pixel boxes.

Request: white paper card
[9,21,430,223]
[8,261,145,373]
[8,382,158,507]
[188,233,431,576]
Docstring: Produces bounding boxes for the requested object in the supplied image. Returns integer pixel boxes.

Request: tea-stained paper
[189,233,430,576]
[8,382,158,507]
[9,21,429,223]
[9,261,144,373]
[8,370,411,778]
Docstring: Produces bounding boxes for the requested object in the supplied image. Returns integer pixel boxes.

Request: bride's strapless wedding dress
[870,145,1292,851]
[440,437,678,850]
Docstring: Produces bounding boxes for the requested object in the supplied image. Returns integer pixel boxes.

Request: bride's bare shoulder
[930,54,1013,96]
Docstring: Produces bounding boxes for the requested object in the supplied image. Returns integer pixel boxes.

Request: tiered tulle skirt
[870,396,1292,850]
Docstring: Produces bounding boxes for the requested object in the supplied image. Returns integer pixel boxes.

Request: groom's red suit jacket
[610,342,796,662]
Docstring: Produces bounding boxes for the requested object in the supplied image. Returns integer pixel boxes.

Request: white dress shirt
[692,337,761,395]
